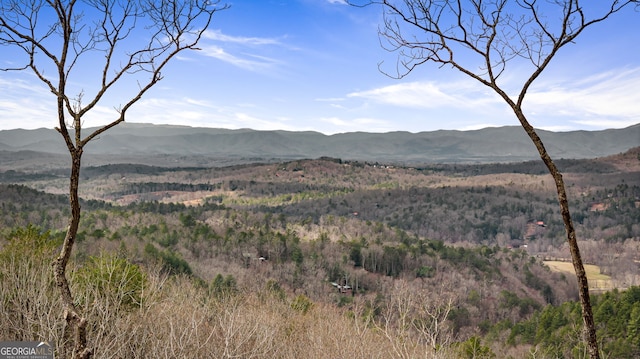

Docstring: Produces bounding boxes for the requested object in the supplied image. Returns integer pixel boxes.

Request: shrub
[74,253,148,310]
[290,294,314,314]
[0,226,61,343]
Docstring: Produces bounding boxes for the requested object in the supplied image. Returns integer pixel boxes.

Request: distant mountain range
[1,123,638,165]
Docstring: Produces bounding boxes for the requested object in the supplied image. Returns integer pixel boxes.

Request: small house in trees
[330,281,353,295]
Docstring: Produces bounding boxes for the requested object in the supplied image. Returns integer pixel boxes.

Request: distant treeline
[109,182,221,196]
[416,157,621,176]
[0,170,60,182]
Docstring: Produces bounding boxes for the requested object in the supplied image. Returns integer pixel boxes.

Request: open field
[544,260,615,291]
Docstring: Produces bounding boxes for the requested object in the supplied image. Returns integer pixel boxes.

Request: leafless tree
[374,280,454,358]
[351,0,637,358]
[0,0,228,357]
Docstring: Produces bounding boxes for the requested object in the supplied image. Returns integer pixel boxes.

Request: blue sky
[0,0,638,134]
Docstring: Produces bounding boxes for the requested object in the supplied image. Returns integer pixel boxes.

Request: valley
[1,145,639,358]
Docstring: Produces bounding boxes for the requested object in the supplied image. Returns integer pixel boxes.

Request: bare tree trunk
[1,2,227,358]
[362,1,636,357]
[52,147,91,359]
[514,112,599,359]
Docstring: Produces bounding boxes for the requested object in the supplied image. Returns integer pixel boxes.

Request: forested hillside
[1,148,638,357]
[1,123,639,164]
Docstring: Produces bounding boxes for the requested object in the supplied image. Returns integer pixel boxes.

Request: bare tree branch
[351,1,638,357]
[0,1,228,356]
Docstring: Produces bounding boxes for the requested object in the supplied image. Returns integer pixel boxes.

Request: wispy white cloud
[198,29,288,72]
[0,76,50,97]
[314,97,346,109]
[345,66,640,131]
[199,44,282,71]
[127,97,218,125]
[202,30,283,46]
[525,67,640,128]
[348,82,457,108]
[127,97,302,132]
[347,80,501,110]
[0,77,57,129]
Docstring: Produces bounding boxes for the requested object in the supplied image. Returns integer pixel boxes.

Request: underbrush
[5,226,637,358]
[0,227,466,358]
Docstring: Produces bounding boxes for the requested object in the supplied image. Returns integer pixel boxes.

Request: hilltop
[1,123,638,168]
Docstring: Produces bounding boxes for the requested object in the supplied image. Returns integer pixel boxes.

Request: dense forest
[1,147,638,358]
